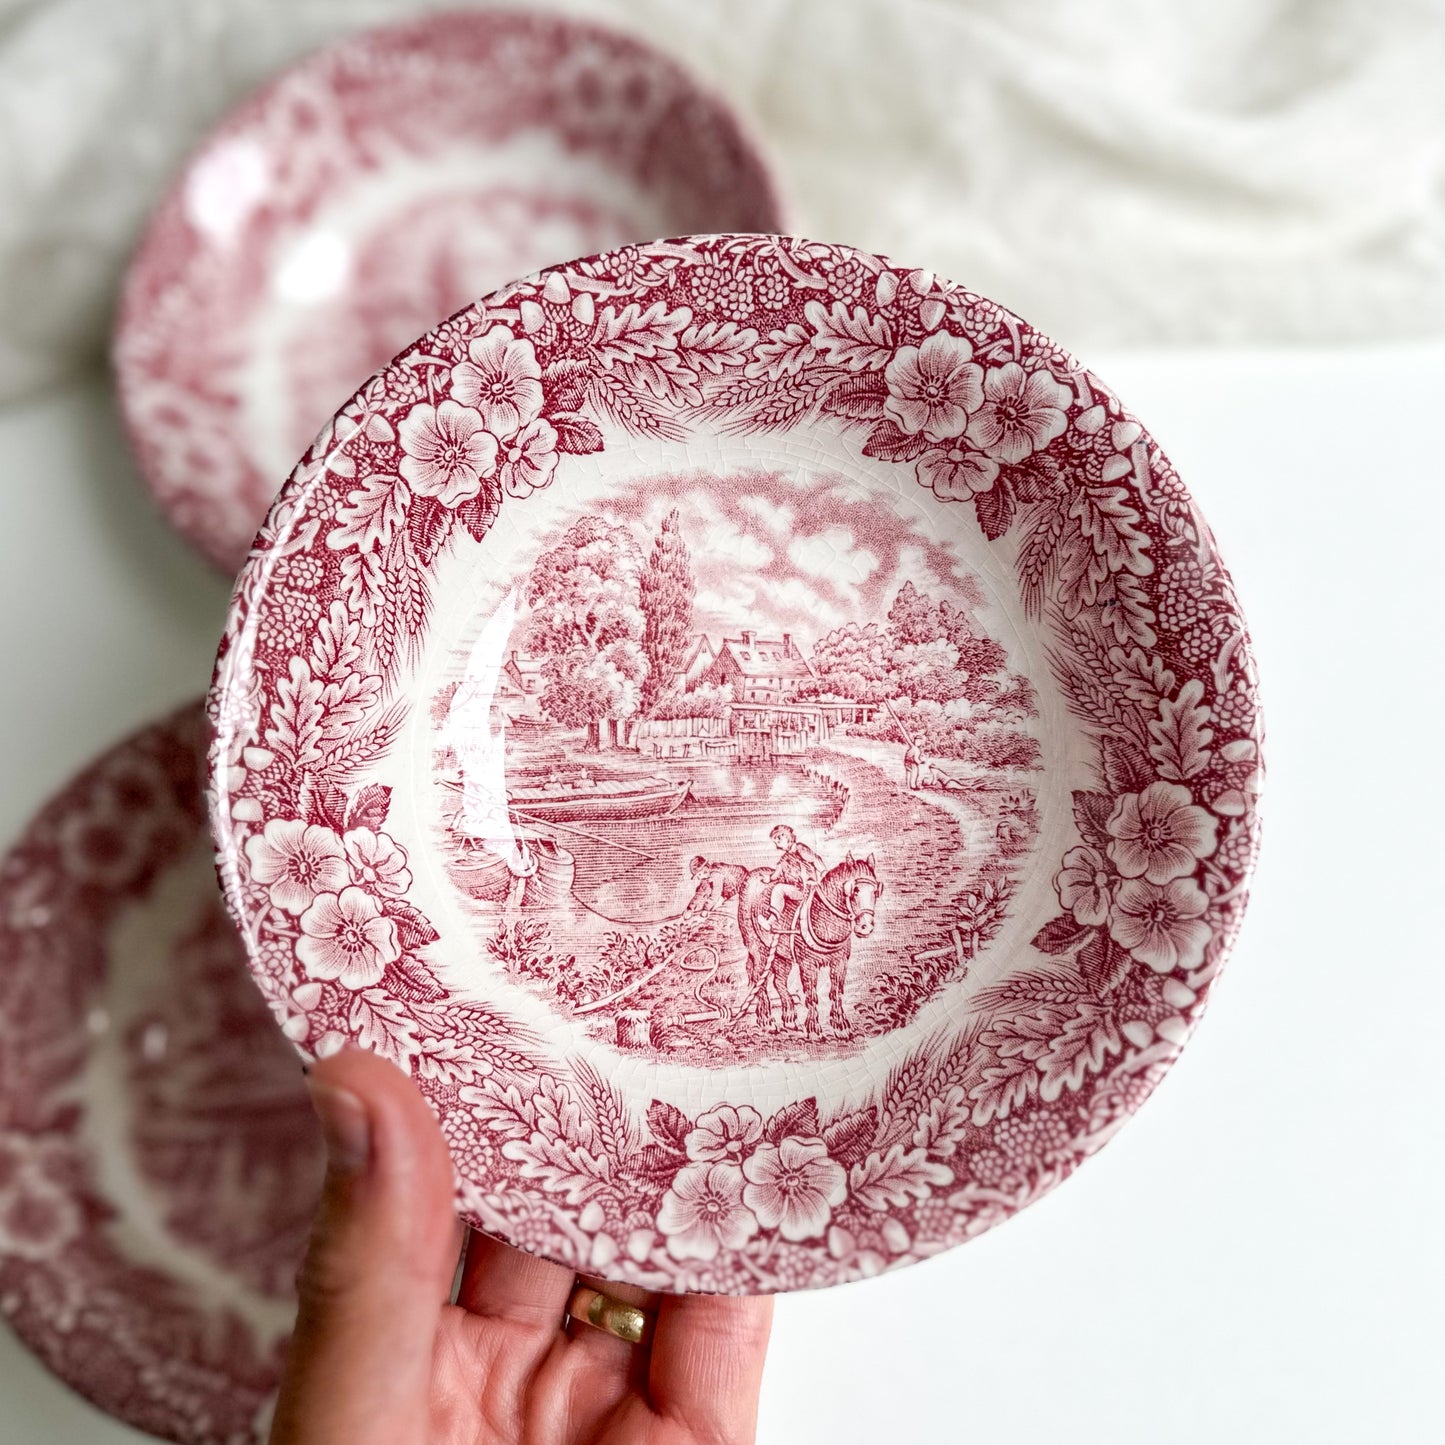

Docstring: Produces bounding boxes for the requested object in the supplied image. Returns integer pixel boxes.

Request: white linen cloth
[1,0,1442,401]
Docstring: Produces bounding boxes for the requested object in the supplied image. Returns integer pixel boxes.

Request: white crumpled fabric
[1,0,1442,401]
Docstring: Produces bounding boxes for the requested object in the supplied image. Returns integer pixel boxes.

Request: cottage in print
[433,470,1043,1065]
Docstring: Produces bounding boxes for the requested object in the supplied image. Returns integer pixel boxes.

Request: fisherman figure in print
[904,738,924,789]
[758,824,823,935]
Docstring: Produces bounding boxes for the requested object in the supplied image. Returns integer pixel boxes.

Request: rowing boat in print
[507,778,692,824]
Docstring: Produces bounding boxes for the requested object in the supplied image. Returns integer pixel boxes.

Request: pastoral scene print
[431,469,1043,1065]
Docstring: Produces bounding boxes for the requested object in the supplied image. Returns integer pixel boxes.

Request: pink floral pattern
[1108,877,1212,973]
[1107,782,1219,884]
[657,1163,758,1261]
[1055,845,1113,926]
[685,1105,765,1164]
[244,819,348,915]
[497,417,559,498]
[343,828,413,896]
[741,1138,848,1242]
[884,332,983,439]
[916,444,1000,500]
[297,888,401,989]
[451,325,545,440]
[209,236,1262,1295]
[965,362,1072,464]
[398,401,497,508]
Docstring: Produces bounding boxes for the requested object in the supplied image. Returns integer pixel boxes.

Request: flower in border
[883,331,983,440]
[56,801,151,888]
[95,750,173,819]
[1054,844,1113,926]
[398,400,497,508]
[965,362,1072,464]
[343,828,413,897]
[741,1136,847,1242]
[244,819,349,916]
[0,1163,81,1264]
[448,325,544,441]
[295,886,401,990]
[0,1133,82,1264]
[916,444,1000,501]
[1106,781,1219,884]
[497,417,559,499]
[1107,877,1211,973]
[684,1105,765,1164]
[656,1162,759,1261]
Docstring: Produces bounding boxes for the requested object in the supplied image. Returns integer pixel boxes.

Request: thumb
[270,1048,459,1445]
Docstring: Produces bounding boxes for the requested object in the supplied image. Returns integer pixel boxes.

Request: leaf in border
[456,488,502,549]
[861,419,929,462]
[455,478,501,544]
[264,657,325,769]
[346,782,392,831]
[408,495,452,564]
[385,899,441,951]
[646,1100,691,1157]
[295,773,343,830]
[1147,678,1215,781]
[677,318,758,374]
[975,478,1017,540]
[1069,485,1153,576]
[383,953,446,1003]
[1038,1004,1124,1100]
[1077,930,1132,994]
[1099,735,1154,794]
[848,1144,954,1210]
[550,412,605,454]
[765,1097,820,1144]
[542,358,591,412]
[822,373,888,420]
[349,989,420,1067]
[822,1106,878,1169]
[804,299,894,371]
[1031,914,1091,955]
[633,1143,687,1185]
[1071,790,1114,850]
[1011,451,1065,503]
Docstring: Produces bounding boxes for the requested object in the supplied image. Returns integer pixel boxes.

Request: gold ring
[567,1284,652,1345]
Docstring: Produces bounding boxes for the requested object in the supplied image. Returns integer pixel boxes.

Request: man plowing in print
[757,824,823,935]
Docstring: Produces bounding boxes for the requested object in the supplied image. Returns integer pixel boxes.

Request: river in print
[431,468,1042,1066]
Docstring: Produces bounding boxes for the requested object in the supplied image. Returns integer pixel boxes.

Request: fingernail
[307,1078,371,1174]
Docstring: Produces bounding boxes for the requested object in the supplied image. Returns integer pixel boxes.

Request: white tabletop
[1,345,1442,1443]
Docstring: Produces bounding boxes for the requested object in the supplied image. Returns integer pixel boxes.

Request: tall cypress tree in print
[639,509,695,714]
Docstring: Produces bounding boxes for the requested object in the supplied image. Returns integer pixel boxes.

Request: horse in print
[685,853,883,1038]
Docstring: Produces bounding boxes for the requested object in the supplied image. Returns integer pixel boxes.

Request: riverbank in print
[432,468,1042,1065]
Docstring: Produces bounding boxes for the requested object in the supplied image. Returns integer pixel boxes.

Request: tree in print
[801,581,1040,767]
[802,622,894,703]
[523,516,648,748]
[638,509,695,715]
[887,580,1010,701]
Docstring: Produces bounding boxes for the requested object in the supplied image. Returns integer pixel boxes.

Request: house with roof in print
[699,630,814,704]
[634,628,876,761]
[672,634,717,694]
[502,650,546,721]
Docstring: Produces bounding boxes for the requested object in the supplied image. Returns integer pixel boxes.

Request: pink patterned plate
[0,705,322,1443]
[114,10,783,576]
[209,236,1263,1295]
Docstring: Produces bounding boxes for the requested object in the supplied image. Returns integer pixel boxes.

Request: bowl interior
[115,11,783,571]
[0,708,319,1439]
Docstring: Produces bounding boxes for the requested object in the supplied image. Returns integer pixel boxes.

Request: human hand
[272,1049,773,1445]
